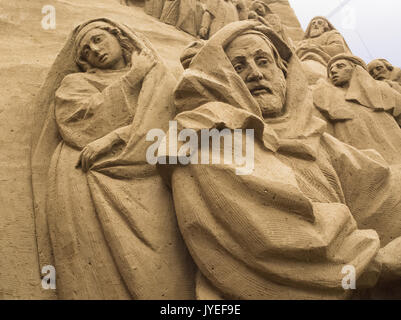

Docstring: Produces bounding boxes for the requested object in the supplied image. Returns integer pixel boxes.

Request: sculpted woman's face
[79,28,126,70]
[254,3,266,16]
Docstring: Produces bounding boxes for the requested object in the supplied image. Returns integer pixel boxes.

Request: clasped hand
[76,135,115,172]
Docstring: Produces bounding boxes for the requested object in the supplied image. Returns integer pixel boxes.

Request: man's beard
[309,27,324,38]
[252,75,287,118]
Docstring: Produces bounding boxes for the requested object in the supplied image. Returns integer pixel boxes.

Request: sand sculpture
[156,21,401,299]
[1,0,401,301]
[296,16,350,84]
[30,18,195,299]
[368,59,401,93]
[313,54,401,166]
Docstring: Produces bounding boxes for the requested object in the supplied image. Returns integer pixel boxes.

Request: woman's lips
[99,54,108,63]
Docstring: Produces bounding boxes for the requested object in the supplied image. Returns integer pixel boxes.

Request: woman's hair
[76,25,136,72]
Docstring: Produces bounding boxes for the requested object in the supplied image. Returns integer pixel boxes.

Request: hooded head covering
[327,53,367,76]
[30,18,175,271]
[315,53,401,120]
[249,0,273,15]
[304,16,336,39]
[73,20,137,72]
[173,20,326,158]
[368,58,394,72]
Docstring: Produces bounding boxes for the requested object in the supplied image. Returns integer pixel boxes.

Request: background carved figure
[145,0,166,18]
[199,0,247,39]
[158,21,401,299]
[30,18,195,299]
[248,0,293,47]
[368,59,401,93]
[160,0,204,36]
[296,16,350,84]
[314,54,401,166]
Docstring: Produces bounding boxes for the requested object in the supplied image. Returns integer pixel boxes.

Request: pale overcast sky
[289,0,401,66]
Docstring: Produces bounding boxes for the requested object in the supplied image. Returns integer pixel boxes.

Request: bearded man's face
[226,34,287,119]
[309,18,328,38]
[368,60,391,80]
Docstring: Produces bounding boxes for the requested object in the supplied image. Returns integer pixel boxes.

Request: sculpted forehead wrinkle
[225,34,274,63]
[330,59,353,72]
[80,28,106,47]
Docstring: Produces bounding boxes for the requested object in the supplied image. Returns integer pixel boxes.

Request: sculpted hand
[130,48,157,75]
[76,135,116,172]
[199,27,209,39]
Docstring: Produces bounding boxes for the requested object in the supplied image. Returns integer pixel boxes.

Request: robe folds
[205,0,240,37]
[31,18,195,300]
[145,0,166,19]
[314,66,401,166]
[160,0,204,36]
[296,30,350,66]
[157,21,401,299]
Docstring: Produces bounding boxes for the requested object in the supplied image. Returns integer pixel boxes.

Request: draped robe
[158,21,401,299]
[49,67,195,299]
[31,19,195,300]
[314,67,401,166]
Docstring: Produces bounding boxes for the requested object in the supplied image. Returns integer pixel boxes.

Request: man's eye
[256,58,268,66]
[377,66,383,71]
[234,64,244,73]
[94,36,102,43]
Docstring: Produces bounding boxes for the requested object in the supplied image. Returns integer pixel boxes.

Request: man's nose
[246,62,263,82]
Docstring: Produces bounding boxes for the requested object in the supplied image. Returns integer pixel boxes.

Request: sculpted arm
[321,32,347,57]
[199,11,212,39]
[57,49,157,171]
[234,0,248,20]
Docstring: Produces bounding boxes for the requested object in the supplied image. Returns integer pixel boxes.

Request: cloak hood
[304,16,336,39]
[173,20,326,159]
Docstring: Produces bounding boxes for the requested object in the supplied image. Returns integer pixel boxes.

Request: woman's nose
[89,43,101,54]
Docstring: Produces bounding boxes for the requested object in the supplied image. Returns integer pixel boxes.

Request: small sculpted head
[329,59,355,87]
[78,28,126,70]
[309,17,329,38]
[225,33,287,118]
[368,59,393,81]
[75,23,136,71]
[253,2,266,16]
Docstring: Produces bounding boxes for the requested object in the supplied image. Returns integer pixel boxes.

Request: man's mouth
[250,85,272,96]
